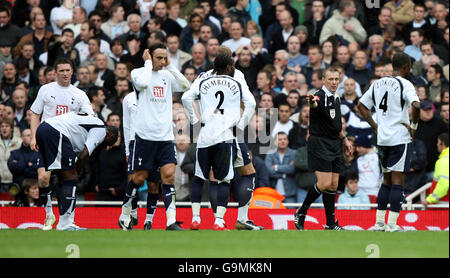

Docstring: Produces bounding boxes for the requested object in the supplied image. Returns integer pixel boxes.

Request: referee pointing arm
[294,67,353,230]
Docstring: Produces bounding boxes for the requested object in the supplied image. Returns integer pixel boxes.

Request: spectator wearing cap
[293,25,310,56]
[354,134,381,197]
[319,0,367,47]
[0,6,23,49]
[0,38,13,80]
[303,0,327,45]
[415,99,449,181]
[337,170,370,210]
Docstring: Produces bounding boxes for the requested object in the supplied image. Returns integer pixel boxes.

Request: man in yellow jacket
[384,0,414,26]
[424,133,449,204]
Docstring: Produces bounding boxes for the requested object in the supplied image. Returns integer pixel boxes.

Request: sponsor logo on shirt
[153,87,164,98]
[56,105,69,115]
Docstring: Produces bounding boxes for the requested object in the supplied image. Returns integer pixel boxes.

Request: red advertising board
[0,207,448,231]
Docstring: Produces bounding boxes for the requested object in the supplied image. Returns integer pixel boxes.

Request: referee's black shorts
[307,135,343,173]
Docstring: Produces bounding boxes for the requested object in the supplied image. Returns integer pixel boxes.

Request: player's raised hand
[142,49,151,61]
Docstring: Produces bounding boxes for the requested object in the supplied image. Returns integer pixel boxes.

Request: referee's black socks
[298,184,322,215]
[322,190,337,226]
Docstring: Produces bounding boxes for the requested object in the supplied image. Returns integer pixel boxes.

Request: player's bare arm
[357,102,378,133]
[30,111,42,151]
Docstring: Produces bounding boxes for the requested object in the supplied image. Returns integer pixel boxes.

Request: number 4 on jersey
[379,91,388,114]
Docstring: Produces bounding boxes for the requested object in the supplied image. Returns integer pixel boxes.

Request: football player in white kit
[182,46,257,230]
[29,58,94,230]
[183,46,262,230]
[122,90,160,230]
[35,112,119,230]
[358,52,421,232]
[118,43,190,231]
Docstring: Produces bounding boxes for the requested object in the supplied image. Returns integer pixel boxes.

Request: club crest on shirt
[153,86,164,98]
[56,105,68,115]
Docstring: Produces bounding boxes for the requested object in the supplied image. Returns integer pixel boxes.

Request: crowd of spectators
[0,0,448,207]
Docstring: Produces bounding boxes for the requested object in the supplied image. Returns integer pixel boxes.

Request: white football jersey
[131,60,190,141]
[122,91,137,156]
[182,69,256,134]
[183,75,244,148]
[30,82,94,121]
[359,76,419,146]
[45,112,106,155]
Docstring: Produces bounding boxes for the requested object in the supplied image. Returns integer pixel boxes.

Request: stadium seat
[84,192,96,201]
[369,195,378,203]
[0,192,14,201]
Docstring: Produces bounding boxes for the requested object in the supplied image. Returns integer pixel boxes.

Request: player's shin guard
[146,192,159,223]
[209,181,219,214]
[237,174,255,222]
[162,184,176,226]
[190,177,203,222]
[322,190,337,226]
[298,184,322,215]
[57,180,77,228]
[387,185,404,226]
[39,186,54,216]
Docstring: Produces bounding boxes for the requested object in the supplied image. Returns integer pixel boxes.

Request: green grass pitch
[0,229,448,258]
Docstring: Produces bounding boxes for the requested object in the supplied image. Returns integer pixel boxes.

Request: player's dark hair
[104,125,119,147]
[148,42,166,56]
[438,133,449,147]
[213,46,235,77]
[392,52,411,71]
[54,58,74,71]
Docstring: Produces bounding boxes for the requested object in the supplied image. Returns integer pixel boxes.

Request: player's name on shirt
[200,78,241,96]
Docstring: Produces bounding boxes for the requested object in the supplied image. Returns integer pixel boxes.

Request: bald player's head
[213,46,235,76]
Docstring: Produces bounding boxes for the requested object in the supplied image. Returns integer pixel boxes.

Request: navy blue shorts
[377,143,412,173]
[234,142,251,167]
[127,139,161,182]
[35,122,77,171]
[36,150,44,168]
[195,142,235,181]
[133,135,177,172]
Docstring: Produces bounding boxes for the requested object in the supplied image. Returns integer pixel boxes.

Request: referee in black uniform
[294,67,353,230]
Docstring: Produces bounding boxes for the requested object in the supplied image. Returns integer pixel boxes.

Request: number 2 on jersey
[215,91,224,114]
[379,91,388,114]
